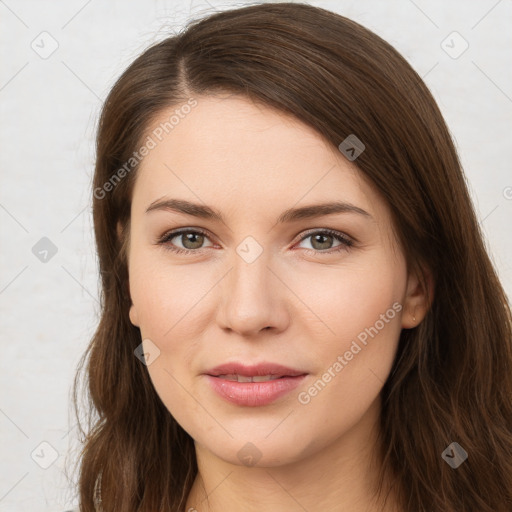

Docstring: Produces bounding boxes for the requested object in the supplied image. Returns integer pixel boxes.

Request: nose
[216,251,290,337]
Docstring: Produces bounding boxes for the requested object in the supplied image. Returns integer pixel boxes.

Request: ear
[401,264,434,329]
[116,220,139,327]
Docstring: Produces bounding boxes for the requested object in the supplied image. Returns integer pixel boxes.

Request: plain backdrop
[0,0,511,510]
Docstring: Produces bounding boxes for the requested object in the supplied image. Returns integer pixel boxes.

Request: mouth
[203,362,308,406]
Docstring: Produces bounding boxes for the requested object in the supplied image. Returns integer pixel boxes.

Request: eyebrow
[145,198,372,223]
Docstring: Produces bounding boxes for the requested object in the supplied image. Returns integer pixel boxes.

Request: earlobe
[401,265,434,329]
[129,303,140,327]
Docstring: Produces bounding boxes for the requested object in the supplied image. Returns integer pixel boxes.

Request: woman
[72,2,512,511]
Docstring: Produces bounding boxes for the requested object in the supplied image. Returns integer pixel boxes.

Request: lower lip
[204,374,307,406]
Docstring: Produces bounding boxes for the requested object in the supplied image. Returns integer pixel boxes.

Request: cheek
[293,255,405,418]
[296,253,405,349]
[128,259,210,426]
[128,252,218,406]
[128,250,214,340]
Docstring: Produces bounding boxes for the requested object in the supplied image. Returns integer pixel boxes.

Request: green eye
[157,228,354,256]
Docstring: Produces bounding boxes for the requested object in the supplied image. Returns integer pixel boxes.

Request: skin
[124,94,430,512]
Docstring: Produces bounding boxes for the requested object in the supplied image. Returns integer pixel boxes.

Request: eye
[157,227,354,255]
[296,229,354,254]
[157,228,214,254]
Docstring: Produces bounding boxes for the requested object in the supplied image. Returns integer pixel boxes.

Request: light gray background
[1,0,511,510]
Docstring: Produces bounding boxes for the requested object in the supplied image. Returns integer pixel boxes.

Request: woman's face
[126,94,420,467]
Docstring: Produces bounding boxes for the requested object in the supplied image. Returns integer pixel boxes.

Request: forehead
[131,95,384,223]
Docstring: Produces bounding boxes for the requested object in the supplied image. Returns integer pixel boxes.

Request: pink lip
[203,362,308,407]
[204,375,307,406]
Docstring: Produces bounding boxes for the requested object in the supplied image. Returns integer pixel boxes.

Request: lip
[205,374,307,406]
[203,362,308,407]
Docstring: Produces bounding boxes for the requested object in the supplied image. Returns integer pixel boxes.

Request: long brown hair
[72,3,512,511]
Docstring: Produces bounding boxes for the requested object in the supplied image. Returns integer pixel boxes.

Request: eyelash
[156,228,354,256]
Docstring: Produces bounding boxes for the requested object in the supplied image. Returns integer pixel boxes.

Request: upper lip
[205,362,307,377]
